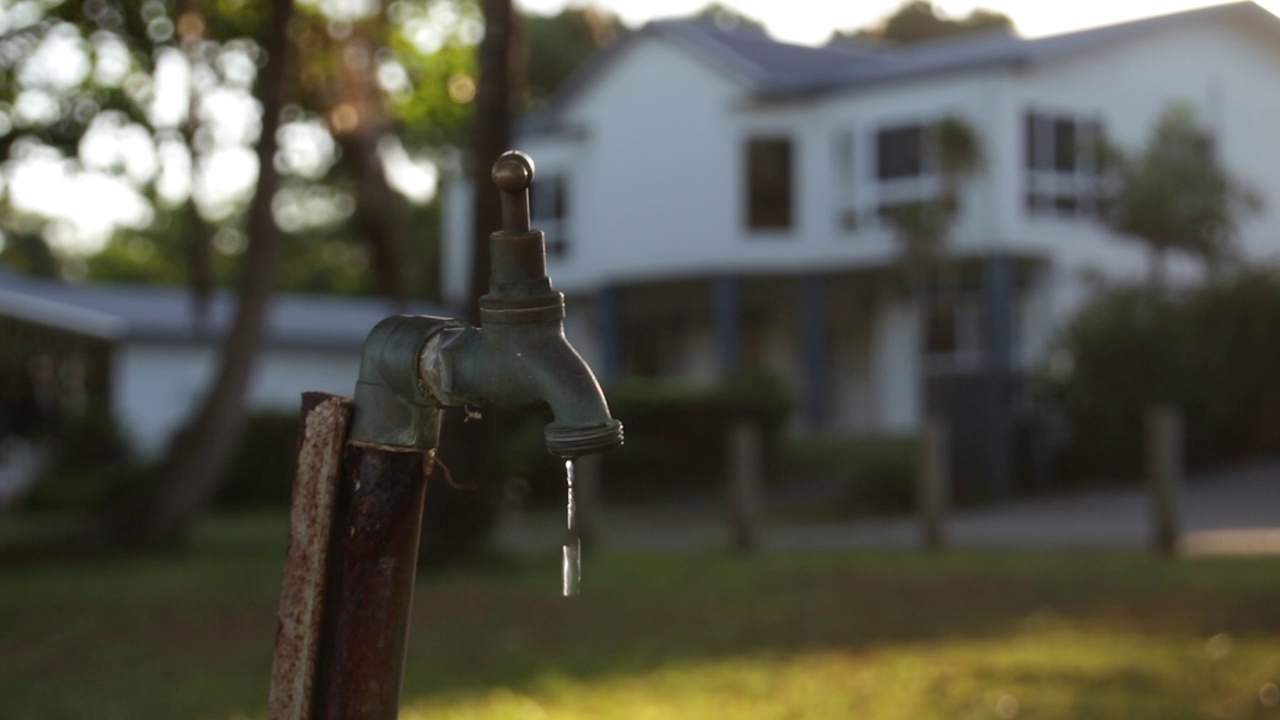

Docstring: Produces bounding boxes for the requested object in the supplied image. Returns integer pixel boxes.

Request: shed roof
[0,268,454,351]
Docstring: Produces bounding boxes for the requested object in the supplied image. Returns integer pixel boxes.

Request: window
[1025,110,1105,219]
[922,300,981,371]
[531,174,569,259]
[746,137,793,230]
[876,125,926,180]
[871,122,947,230]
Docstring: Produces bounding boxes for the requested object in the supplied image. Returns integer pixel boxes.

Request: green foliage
[522,7,620,110]
[3,515,1280,720]
[387,23,479,148]
[1038,270,1280,481]
[1,0,474,297]
[0,230,59,277]
[886,115,982,273]
[1103,104,1262,279]
[689,2,767,34]
[496,372,794,505]
[23,405,137,512]
[784,434,920,515]
[835,0,1013,45]
[1036,287,1191,481]
[214,410,300,508]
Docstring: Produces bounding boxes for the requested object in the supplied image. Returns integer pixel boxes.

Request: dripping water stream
[562,458,580,597]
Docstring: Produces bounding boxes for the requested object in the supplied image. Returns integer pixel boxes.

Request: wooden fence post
[1145,404,1184,557]
[573,453,603,551]
[727,420,764,552]
[917,413,949,551]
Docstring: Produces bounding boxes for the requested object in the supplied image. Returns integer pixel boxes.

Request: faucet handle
[492,150,535,234]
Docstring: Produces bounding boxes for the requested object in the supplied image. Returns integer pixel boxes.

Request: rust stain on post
[269,392,354,720]
[315,441,432,720]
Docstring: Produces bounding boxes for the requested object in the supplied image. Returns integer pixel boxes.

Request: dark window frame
[745,136,794,232]
[876,124,927,181]
[1024,109,1106,220]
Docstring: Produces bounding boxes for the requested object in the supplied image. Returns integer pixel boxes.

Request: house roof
[528,1,1272,126]
[0,268,454,351]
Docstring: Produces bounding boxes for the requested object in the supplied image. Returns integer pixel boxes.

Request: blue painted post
[799,275,829,430]
[595,284,623,384]
[984,255,1015,376]
[982,254,1015,498]
[712,275,741,378]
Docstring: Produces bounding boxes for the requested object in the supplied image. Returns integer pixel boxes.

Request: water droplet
[1260,682,1279,707]
[562,459,580,597]
[1205,632,1233,660]
[995,693,1019,719]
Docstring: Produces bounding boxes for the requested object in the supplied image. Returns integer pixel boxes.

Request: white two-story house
[442,2,1280,494]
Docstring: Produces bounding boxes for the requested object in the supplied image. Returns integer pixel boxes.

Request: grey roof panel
[526,1,1267,119]
[0,268,455,350]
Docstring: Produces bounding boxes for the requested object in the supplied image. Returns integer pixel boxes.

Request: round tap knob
[493,151,535,233]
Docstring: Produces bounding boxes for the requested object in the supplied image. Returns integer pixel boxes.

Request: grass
[1,512,1279,719]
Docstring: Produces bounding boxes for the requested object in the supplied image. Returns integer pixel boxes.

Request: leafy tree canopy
[522,6,620,111]
[1103,103,1261,276]
[833,0,1012,45]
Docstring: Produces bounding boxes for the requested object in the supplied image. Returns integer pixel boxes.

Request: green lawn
[2,512,1279,720]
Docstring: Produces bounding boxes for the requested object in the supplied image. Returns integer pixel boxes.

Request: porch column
[982,253,1016,498]
[799,274,829,430]
[595,284,623,384]
[712,274,741,377]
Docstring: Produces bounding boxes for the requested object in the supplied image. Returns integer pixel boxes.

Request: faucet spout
[422,322,623,457]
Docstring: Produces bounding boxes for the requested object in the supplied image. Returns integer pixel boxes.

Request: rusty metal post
[270,392,353,720]
[269,393,435,720]
[313,442,432,720]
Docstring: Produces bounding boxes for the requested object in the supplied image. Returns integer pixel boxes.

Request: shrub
[1037,269,1280,482]
[23,405,136,513]
[214,410,301,509]
[783,434,919,515]
[495,371,794,506]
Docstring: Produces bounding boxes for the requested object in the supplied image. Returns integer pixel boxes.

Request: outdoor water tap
[417,151,624,457]
[284,150,623,720]
[348,150,623,457]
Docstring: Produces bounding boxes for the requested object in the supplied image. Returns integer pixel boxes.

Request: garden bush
[495,370,795,506]
[1037,269,1280,482]
[783,433,919,515]
[22,405,137,513]
[214,410,301,508]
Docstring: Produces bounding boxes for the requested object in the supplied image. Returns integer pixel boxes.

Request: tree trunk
[466,0,515,323]
[128,0,296,544]
[417,0,516,569]
[178,0,213,332]
[333,23,415,308]
[1149,246,1168,293]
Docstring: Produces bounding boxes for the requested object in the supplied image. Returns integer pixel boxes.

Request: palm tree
[886,115,984,305]
[1103,104,1260,290]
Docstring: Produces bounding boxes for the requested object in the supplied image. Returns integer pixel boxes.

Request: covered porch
[582,252,1048,496]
